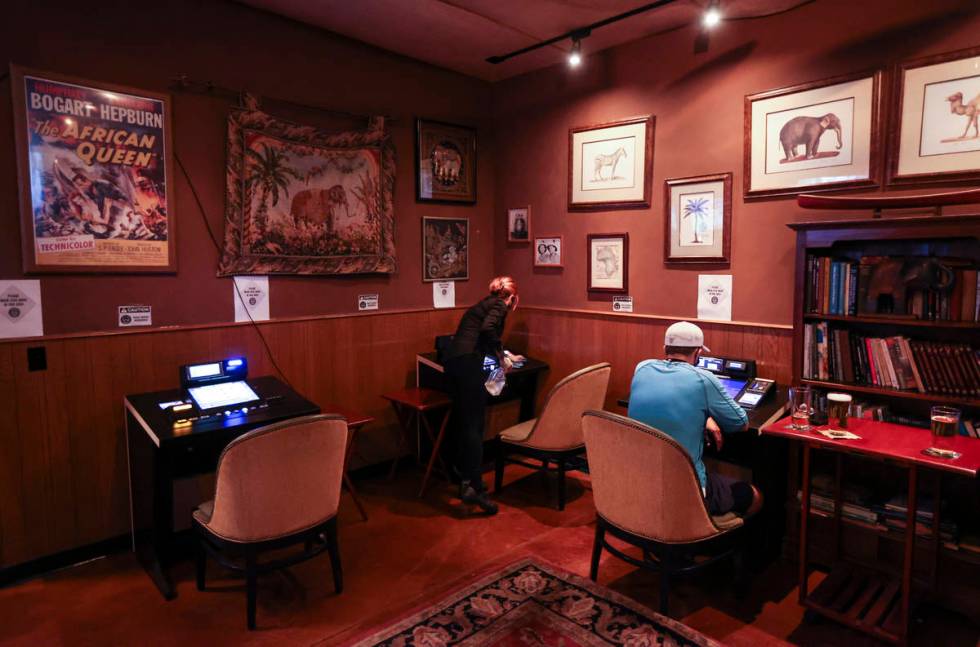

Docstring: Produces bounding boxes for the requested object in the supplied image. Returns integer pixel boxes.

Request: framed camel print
[664,173,731,265]
[889,45,980,186]
[568,116,654,210]
[744,71,883,199]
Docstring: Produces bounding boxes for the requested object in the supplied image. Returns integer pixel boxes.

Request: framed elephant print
[415,119,477,204]
[568,116,654,210]
[664,173,731,265]
[744,71,883,199]
[889,45,980,186]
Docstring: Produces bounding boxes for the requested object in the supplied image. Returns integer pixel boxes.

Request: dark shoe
[460,483,498,515]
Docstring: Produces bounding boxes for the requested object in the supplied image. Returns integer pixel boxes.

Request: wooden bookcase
[785,213,980,625]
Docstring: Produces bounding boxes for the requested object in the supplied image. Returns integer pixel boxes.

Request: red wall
[491,0,980,326]
[0,0,496,335]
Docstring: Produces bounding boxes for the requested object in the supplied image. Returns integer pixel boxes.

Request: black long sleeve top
[446,295,509,359]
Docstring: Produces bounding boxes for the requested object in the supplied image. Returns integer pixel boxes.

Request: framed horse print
[664,172,732,265]
[568,116,654,211]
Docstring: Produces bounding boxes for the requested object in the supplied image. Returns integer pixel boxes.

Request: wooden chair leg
[387,405,413,480]
[557,457,567,511]
[195,539,206,592]
[418,407,451,498]
[245,549,258,630]
[590,520,605,581]
[659,549,671,616]
[494,440,506,493]
[326,518,343,594]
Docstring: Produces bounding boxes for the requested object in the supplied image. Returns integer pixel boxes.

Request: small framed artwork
[507,206,530,242]
[889,46,980,186]
[533,236,563,267]
[415,118,477,203]
[744,71,882,198]
[422,216,468,282]
[568,116,654,210]
[587,233,628,293]
[664,173,732,265]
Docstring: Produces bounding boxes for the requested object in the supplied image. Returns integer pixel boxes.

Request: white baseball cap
[664,321,710,352]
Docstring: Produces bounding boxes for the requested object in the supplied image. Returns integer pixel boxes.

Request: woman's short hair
[489,276,517,298]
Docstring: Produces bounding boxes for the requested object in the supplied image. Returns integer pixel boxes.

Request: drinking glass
[827,392,852,430]
[925,406,961,459]
[789,386,812,431]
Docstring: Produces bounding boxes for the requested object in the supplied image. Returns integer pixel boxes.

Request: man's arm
[702,373,748,433]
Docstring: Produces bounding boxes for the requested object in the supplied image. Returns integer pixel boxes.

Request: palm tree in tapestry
[682,197,710,244]
[245,144,302,245]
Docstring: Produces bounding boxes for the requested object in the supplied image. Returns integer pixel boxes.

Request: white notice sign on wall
[697,274,733,321]
[234,276,270,322]
[433,281,455,309]
[0,280,43,339]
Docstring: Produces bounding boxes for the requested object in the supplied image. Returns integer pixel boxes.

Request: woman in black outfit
[444,276,523,515]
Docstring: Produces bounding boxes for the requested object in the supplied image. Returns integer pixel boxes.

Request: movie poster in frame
[422,216,469,282]
[569,116,654,211]
[664,173,732,265]
[416,119,477,204]
[744,71,882,199]
[10,65,177,273]
[587,233,628,293]
[889,45,980,186]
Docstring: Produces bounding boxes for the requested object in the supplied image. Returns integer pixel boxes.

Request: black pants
[444,353,488,487]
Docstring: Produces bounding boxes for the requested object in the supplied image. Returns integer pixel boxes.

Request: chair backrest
[206,414,348,542]
[522,363,611,450]
[582,410,722,543]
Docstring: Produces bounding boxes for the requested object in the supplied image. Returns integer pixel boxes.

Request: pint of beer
[827,393,852,430]
[930,406,960,449]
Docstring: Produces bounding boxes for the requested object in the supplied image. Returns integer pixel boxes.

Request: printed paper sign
[433,281,455,309]
[358,294,379,311]
[612,296,633,313]
[697,274,733,321]
[233,276,270,322]
[118,305,151,327]
[0,280,43,339]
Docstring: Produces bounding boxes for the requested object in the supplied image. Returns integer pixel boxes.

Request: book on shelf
[805,254,980,322]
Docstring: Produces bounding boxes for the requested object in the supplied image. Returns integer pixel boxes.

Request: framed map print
[664,173,731,265]
[587,233,628,293]
[889,46,980,185]
[744,71,882,198]
[568,116,654,210]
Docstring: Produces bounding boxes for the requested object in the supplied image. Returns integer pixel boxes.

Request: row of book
[805,255,980,322]
[803,323,980,397]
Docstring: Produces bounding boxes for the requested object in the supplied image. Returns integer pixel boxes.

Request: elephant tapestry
[217,104,396,276]
[745,73,881,198]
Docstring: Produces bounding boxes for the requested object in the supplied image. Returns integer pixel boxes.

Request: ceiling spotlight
[568,39,582,67]
[703,1,722,28]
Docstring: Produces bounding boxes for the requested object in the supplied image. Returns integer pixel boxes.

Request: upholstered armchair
[192,414,348,630]
[582,410,746,615]
[494,362,611,510]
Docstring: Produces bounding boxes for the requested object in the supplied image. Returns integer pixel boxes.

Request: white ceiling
[239,0,809,81]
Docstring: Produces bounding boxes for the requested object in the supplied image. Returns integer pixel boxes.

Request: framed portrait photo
[533,236,563,268]
[10,65,176,273]
[664,172,732,265]
[568,116,654,210]
[507,206,530,242]
[587,233,628,293]
[422,216,468,282]
[744,71,882,198]
[415,118,476,204]
[889,46,980,186]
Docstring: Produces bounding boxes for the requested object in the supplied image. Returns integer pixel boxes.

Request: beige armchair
[494,363,611,510]
[192,414,348,630]
[582,410,746,615]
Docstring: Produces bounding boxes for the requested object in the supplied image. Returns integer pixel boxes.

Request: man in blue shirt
[628,321,762,517]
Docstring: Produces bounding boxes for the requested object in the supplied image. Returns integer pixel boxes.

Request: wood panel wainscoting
[506,306,794,413]
[0,307,464,569]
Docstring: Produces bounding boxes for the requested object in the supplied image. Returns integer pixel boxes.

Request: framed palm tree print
[664,173,731,265]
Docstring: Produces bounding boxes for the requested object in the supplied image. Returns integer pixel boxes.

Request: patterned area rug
[348,558,721,646]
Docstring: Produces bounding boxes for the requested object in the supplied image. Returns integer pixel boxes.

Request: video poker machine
[694,355,777,411]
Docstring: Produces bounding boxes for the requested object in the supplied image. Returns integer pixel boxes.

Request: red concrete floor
[0,467,977,646]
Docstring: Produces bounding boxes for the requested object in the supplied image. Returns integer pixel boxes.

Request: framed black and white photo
[422,216,468,282]
[587,233,628,293]
[533,235,563,267]
[744,71,882,198]
[568,116,654,210]
[507,206,530,242]
[664,173,731,265]
[889,46,980,185]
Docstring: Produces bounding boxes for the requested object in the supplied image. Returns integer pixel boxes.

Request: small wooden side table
[322,403,375,521]
[381,388,453,497]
